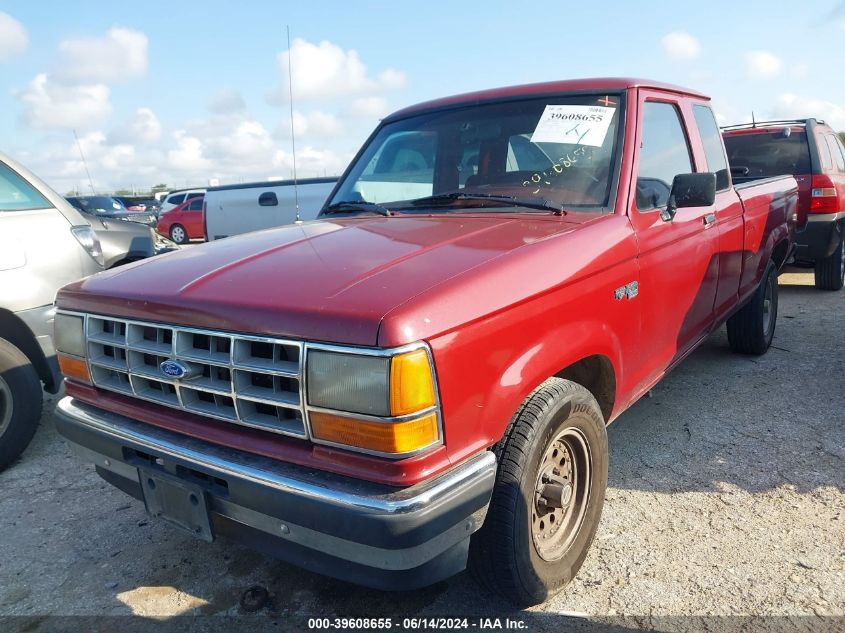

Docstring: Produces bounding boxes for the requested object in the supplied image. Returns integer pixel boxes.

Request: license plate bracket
[139,468,214,542]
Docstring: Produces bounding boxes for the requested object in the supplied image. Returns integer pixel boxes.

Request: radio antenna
[286,25,301,223]
[73,129,95,193]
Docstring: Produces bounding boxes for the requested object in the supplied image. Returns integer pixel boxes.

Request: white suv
[159,188,206,214]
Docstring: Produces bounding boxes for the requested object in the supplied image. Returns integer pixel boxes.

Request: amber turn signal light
[310,411,439,455]
[58,354,91,384]
[390,349,436,416]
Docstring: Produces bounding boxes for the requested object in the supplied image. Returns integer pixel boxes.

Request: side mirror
[661,172,717,222]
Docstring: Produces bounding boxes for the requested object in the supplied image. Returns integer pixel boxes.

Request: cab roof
[385,77,708,122]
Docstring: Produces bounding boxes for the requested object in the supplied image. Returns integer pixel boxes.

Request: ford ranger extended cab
[53,78,797,606]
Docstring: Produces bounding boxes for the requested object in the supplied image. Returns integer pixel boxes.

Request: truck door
[628,94,720,385]
[691,104,744,323]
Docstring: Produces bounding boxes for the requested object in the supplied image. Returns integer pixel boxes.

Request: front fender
[429,265,637,468]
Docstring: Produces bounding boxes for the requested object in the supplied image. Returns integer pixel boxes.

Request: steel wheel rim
[762,274,774,335]
[0,376,12,436]
[531,426,592,561]
[172,226,185,242]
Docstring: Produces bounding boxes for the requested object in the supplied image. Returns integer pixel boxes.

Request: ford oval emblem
[160,359,190,379]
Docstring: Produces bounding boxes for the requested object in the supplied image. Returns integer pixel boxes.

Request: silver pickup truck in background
[203,177,337,240]
[0,152,105,470]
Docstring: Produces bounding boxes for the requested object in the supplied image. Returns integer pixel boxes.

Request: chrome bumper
[54,396,496,589]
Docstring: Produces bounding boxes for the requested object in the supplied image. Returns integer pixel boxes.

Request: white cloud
[56,27,148,83]
[167,131,213,173]
[772,93,845,131]
[350,96,389,118]
[276,38,407,100]
[205,120,275,160]
[292,111,343,138]
[18,74,112,129]
[209,89,246,114]
[661,31,701,61]
[745,50,782,80]
[110,107,161,144]
[0,12,28,62]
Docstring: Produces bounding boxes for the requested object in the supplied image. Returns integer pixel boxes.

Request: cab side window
[168,193,186,206]
[0,162,51,212]
[636,102,693,211]
[693,105,730,191]
[188,198,203,211]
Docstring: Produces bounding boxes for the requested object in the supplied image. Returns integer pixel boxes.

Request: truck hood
[57,214,588,346]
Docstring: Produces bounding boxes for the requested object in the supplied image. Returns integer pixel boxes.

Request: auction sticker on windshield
[530,105,616,146]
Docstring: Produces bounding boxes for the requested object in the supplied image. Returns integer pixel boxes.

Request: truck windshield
[329,94,623,213]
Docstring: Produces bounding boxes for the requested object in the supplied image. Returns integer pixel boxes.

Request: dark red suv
[722,119,845,290]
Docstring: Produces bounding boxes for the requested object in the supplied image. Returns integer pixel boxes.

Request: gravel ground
[0,269,842,631]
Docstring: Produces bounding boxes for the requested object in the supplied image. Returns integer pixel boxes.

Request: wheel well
[772,239,789,270]
[0,309,53,391]
[554,355,616,421]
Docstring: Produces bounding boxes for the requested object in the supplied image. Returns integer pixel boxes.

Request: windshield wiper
[409,192,567,215]
[322,200,393,217]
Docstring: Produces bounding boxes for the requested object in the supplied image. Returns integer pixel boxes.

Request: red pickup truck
[53,78,797,606]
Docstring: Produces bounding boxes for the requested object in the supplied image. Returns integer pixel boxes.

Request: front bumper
[795,212,844,262]
[54,396,496,590]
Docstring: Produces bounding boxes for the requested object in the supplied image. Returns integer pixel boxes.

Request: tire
[813,236,844,291]
[0,338,43,471]
[169,224,188,244]
[727,261,778,355]
[469,378,608,607]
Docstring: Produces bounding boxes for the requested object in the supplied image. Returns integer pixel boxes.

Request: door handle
[703,213,716,228]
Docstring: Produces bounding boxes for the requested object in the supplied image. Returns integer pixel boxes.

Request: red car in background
[723,119,845,290]
[155,196,205,244]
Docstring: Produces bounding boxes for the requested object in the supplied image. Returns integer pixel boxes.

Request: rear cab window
[636,101,694,211]
[723,129,812,178]
[0,162,51,212]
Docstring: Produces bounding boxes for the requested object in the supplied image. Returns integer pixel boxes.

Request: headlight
[54,312,91,384]
[70,226,105,267]
[306,346,439,456]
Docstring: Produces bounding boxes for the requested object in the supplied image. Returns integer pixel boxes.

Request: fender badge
[614,281,639,301]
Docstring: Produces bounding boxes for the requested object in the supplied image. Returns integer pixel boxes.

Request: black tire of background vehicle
[727,261,778,355]
[813,236,845,291]
[468,378,608,607]
[169,224,188,244]
[0,338,43,471]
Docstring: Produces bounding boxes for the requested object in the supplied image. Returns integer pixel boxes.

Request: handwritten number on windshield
[523,146,589,195]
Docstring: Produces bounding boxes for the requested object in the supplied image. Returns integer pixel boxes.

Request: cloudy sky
[1,0,844,194]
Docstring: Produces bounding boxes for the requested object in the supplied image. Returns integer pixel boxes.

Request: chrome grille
[85,316,306,438]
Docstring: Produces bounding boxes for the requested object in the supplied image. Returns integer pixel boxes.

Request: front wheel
[727,261,778,355]
[814,236,844,291]
[169,224,188,244]
[0,338,43,471]
[469,378,608,607]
